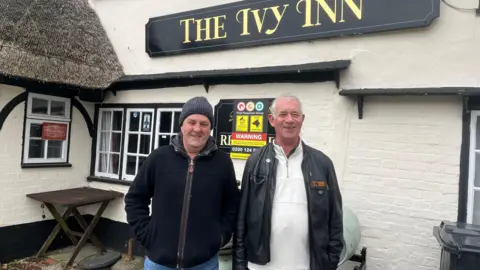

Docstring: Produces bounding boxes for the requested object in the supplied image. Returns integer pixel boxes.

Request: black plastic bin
[433,221,480,270]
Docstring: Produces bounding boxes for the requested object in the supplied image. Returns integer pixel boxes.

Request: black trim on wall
[20,92,28,168]
[339,87,480,96]
[26,88,77,99]
[90,105,100,176]
[97,103,186,109]
[3,61,350,96]
[118,106,128,181]
[89,102,184,184]
[82,215,145,257]
[106,60,350,92]
[458,96,480,222]
[72,98,94,138]
[458,96,471,222]
[0,74,101,92]
[21,163,72,169]
[66,98,73,164]
[339,87,480,120]
[0,91,28,131]
[0,216,87,263]
[0,215,145,264]
[87,176,132,186]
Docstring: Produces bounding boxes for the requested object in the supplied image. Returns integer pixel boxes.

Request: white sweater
[248,141,310,270]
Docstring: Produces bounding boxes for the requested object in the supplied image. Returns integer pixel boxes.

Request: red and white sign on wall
[42,122,68,141]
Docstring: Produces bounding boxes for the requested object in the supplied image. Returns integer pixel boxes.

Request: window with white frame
[155,108,182,149]
[93,105,183,181]
[23,93,71,164]
[95,108,124,178]
[468,111,480,225]
[122,109,155,181]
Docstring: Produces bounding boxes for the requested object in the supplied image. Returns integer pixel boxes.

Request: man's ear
[268,114,275,127]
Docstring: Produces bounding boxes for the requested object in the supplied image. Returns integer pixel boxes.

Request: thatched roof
[0,0,124,90]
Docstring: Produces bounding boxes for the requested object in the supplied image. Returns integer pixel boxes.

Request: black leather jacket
[233,141,344,270]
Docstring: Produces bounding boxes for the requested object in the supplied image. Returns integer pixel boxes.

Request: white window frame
[95,108,124,179]
[467,110,480,224]
[122,108,155,181]
[27,93,71,120]
[23,119,70,164]
[155,108,182,149]
[23,93,71,164]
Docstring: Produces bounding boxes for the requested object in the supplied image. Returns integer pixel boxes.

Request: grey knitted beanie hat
[179,96,214,128]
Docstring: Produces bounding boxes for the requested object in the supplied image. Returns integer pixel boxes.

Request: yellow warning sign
[236,115,249,132]
[250,115,263,132]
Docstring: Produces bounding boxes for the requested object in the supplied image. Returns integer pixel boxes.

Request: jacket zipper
[302,162,313,268]
[264,158,276,262]
[176,158,195,268]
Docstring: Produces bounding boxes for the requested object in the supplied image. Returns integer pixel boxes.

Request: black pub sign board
[146,0,440,57]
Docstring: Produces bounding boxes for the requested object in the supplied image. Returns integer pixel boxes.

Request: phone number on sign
[231,147,255,153]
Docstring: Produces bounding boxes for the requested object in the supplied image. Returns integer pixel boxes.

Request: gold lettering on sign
[195,17,213,41]
[213,15,227,39]
[296,0,362,27]
[180,18,195,43]
[236,8,251,36]
[236,5,289,36]
[340,0,362,22]
[318,0,337,24]
[180,15,227,43]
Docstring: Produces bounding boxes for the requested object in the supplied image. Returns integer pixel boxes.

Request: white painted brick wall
[342,96,463,270]
[0,84,94,227]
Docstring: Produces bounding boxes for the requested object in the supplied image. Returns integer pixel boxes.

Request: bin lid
[433,221,480,254]
[77,251,122,270]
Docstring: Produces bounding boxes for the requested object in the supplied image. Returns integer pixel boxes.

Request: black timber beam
[339,87,480,96]
[339,87,480,120]
[0,74,105,103]
[106,60,351,92]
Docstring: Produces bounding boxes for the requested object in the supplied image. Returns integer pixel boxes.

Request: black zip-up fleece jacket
[124,135,240,268]
[233,141,344,270]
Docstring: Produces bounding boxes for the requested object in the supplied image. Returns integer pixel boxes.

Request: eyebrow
[279,110,301,113]
[188,119,209,124]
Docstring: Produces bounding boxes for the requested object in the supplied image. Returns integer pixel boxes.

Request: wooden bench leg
[64,201,109,270]
[37,205,76,258]
[71,208,106,254]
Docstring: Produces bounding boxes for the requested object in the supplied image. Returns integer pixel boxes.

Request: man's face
[268,98,305,141]
[181,114,211,150]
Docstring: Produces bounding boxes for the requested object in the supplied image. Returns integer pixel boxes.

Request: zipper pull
[188,160,194,173]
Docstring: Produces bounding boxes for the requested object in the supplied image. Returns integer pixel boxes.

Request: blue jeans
[144,255,219,270]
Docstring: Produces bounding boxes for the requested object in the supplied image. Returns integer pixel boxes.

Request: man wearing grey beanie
[125,96,240,270]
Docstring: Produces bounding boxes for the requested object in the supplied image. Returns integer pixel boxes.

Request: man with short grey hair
[233,94,344,270]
